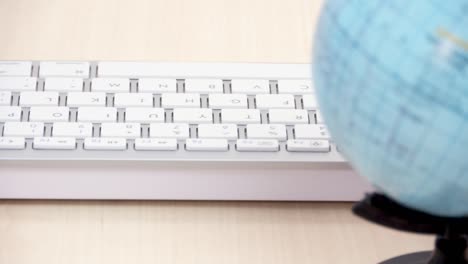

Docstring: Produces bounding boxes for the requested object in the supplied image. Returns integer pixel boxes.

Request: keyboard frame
[0,61,372,201]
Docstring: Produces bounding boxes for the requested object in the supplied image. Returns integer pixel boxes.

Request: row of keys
[1,122,329,140]
[0,92,318,109]
[0,77,314,95]
[0,136,330,152]
[0,107,322,124]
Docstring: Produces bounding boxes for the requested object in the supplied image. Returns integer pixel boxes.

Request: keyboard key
[125,107,165,123]
[287,139,330,152]
[92,78,130,93]
[231,79,270,94]
[101,123,141,138]
[236,139,279,152]
[246,124,287,140]
[52,122,93,138]
[33,137,76,150]
[268,109,308,125]
[197,124,238,140]
[208,94,247,109]
[221,109,261,124]
[39,62,90,78]
[114,93,153,107]
[0,106,22,122]
[44,78,84,92]
[20,92,59,106]
[0,61,32,77]
[0,91,11,105]
[150,123,189,139]
[3,122,44,137]
[67,92,106,107]
[0,137,25,149]
[134,138,178,151]
[77,107,117,123]
[294,124,330,140]
[186,138,228,151]
[138,78,177,93]
[185,79,223,94]
[0,77,37,92]
[255,94,295,109]
[98,62,311,79]
[29,106,69,122]
[302,94,318,110]
[277,80,314,94]
[84,137,127,150]
[161,93,200,108]
[173,108,213,124]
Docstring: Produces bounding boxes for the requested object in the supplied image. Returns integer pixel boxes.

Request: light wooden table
[0,0,432,263]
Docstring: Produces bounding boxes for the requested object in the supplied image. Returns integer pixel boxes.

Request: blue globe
[314,0,468,216]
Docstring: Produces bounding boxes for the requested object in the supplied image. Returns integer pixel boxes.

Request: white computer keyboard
[0,61,371,200]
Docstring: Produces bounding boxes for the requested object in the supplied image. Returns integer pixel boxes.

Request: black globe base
[353,193,468,264]
[380,251,431,264]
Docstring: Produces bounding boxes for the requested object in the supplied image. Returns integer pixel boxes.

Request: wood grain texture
[0,0,432,263]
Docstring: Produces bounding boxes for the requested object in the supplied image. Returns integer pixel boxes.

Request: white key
[0,91,11,105]
[0,106,22,122]
[78,107,117,123]
[84,137,127,150]
[67,92,106,107]
[138,78,177,93]
[98,62,311,79]
[294,124,330,140]
[101,123,141,138]
[302,94,318,110]
[20,92,59,106]
[277,80,314,94]
[246,124,287,140]
[186,138,228,151]
[269,109,308,124]
[231,79,270,94]
[3,122,44,137]
[29,106,69,122]
[92,78,130,93]
[185,79,223,94]
[198,124,238,140]
[255,94,295,109]
[221,109,261,124]
[0,137,25,149]
[114,93,153,108]
[287,139,330,152]
[315,111,324,124]
[53,122,93,138]
[134,138,178,151]
[0,77,37,92]
[39,62,90,78]
[125,107,165,123]
[208,94,247,109]
[33,137,76,150]
[44,78,83,92]
[0,61,32,77]
[161,93,200,108]
[173,108,213,124]
[236,139,279,152]
[150,123,189,139]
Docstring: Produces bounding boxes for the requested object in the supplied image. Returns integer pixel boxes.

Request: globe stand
[352,193,468,264]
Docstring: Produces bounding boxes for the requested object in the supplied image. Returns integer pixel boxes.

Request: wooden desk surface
[0,0,432,263]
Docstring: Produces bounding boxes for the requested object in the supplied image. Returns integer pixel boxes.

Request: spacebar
[97,62,311,79]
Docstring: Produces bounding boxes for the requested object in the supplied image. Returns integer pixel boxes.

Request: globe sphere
[313,0,468,216]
